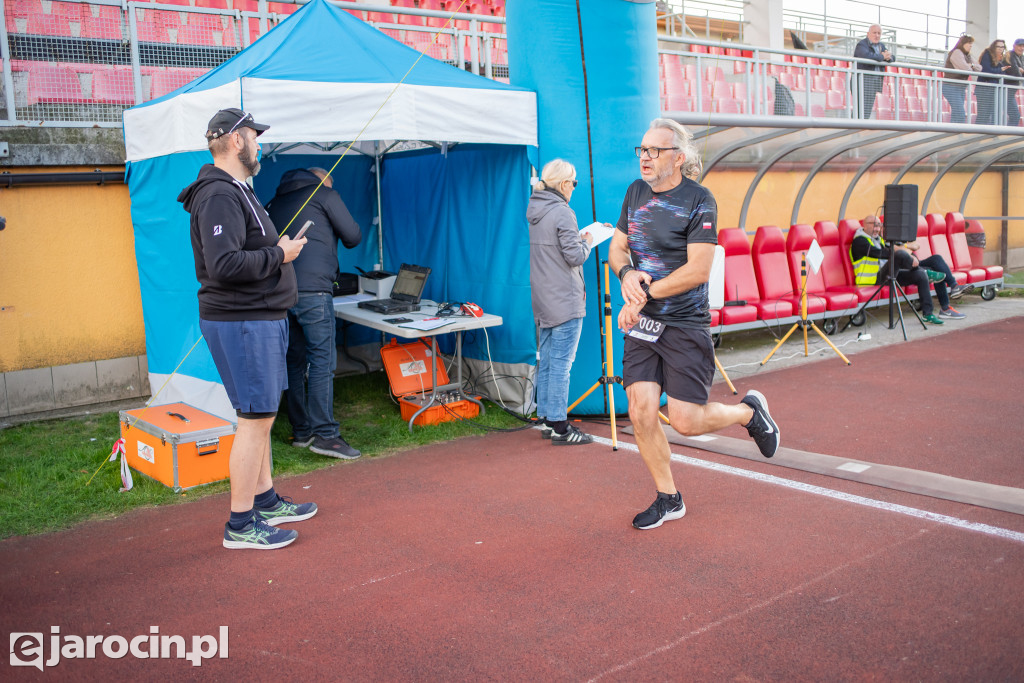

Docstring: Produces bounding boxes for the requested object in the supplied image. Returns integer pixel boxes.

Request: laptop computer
[358,264,431,314]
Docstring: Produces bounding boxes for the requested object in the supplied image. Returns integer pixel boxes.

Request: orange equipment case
[380,339,480,426]
[119,402,235,491]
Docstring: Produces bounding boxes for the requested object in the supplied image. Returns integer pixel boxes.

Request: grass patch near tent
[0,371,527,539]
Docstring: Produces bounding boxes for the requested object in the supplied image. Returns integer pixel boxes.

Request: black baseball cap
[205,108,269,140]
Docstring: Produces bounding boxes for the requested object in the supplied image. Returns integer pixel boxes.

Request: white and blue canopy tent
[123,0,538,420]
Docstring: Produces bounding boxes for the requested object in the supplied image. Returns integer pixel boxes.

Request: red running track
[2,318,1022,680]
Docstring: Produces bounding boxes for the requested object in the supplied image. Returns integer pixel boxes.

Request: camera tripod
[839,242,927,341]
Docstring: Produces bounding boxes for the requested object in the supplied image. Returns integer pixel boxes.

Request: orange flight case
[380,339,479,426]
[119,402,235,491]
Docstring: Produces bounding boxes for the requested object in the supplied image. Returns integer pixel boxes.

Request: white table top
[333,298,503,338]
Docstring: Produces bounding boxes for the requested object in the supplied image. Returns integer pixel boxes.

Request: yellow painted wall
[0,166,144,373]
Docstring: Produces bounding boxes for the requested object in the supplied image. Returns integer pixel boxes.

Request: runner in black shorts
[608,118,781,531]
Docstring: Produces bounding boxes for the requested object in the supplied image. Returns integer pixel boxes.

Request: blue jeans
[942,82,967,123]
[285,292,339,439]
[535,317,584,423]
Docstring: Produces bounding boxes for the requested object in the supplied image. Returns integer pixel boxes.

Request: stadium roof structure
[122,0,537,163]
[670,113,1024,228]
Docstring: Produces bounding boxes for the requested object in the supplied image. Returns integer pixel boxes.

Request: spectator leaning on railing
[943,34,981,124]
[853,24,894,119]
[978,39,1021,126]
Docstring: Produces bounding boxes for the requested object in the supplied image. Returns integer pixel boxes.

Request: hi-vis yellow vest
[850,229,884,286]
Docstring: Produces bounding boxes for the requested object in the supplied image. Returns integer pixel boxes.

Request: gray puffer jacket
[527,188,592,328]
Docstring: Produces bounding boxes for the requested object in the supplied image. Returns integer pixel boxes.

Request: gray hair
[649,118,699,171]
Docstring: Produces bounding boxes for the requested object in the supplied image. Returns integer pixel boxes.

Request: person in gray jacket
[527,159,594,445]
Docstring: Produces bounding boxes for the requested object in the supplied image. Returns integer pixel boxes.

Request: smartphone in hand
[294,220,313,240]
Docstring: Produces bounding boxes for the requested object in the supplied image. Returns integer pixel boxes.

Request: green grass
[0,371,525,539]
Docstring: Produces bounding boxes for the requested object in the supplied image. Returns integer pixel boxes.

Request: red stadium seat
[149,68,206,99]
[719,228,791,322]
[753,226,825,314]
[964,220,1004,278]
[786,224,859,311]
[925,213,969,285]
[946,213,1002,280]
[836,219,864,288]
[26,64,90,105]
[92,68,136,105]
[27,13,73,36]
[80,13,124,40]
[825,89,845,110]
[813,220,882,301]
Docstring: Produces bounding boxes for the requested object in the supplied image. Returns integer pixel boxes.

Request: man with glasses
[609,118,780,531]
[854,24,894,118]
[850,215,966,323]
[179,107,317,550]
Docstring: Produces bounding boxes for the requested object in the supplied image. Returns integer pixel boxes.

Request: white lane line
[592,435,1024,545]
[585,532,923,682]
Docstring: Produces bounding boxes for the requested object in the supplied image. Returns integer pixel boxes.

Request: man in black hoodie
[179,108,315,550]
[268,167,362,459]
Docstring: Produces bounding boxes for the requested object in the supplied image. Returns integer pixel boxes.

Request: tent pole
[574,0,608,416]
[375,141,384,270]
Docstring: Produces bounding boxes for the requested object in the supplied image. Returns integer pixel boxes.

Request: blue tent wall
[506,0,659,414]
[126,152,380,386]
[380,144,534,366]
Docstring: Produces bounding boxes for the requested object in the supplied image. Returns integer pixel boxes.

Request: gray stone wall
[0,126,126,167]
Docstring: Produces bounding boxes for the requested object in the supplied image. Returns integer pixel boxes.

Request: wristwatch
[640,281,653,301]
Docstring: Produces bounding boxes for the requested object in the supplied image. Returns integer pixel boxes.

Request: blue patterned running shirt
[615,177,718,328]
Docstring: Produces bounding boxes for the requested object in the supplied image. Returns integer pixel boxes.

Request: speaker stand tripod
[761,252,851,366]
[839,242,927,342]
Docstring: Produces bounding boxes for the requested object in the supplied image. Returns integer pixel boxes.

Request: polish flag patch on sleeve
[702,221,713,230]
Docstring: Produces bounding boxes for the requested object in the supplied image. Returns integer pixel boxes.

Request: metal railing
[658,36,1023,128]
[0,0,507,126]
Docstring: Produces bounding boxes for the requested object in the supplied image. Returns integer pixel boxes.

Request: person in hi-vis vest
[849,215,966,323]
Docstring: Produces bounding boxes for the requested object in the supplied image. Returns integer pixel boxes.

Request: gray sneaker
[939,307,966,319]
[292,435,314,448]
[310,435,362,459]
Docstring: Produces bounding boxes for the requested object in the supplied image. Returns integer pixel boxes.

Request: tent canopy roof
[123,0,536,162]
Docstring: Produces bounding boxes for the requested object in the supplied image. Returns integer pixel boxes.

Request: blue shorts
[200,318,288,415]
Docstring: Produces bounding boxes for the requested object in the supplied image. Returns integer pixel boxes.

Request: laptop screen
[390,264,430,301]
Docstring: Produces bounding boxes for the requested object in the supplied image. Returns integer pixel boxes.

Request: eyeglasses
[565,179,578,188]
[635,146,679,159]
[995,44,1006,48]
[227,112,253,136]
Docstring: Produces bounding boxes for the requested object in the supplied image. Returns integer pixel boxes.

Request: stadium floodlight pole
[574,0,609,416]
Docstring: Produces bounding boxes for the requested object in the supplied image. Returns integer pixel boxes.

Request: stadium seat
[874,93,894,120]
[27,13,73,36]
[825,89,845,110]
[836,219,865,287]
[26,64,90,105]
[719,228,791,322]
[664,93,694,112]
[964,220,1004,277]
[813,220,883,301]
[811,75,830,93]
[80,12,124,40]
[149,68,206,99]
[924,213,970,285]
[786,224,859,311]
[753,226,826,315]
[945,212,1002,280]
[92,68,137,105]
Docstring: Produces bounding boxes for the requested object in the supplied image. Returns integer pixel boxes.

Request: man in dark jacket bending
[268,167,363,459]
[179,108,315,550]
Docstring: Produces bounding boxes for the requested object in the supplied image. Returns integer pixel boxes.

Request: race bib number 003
[626,314,665,343]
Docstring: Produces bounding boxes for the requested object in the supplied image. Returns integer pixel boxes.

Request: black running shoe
[551,423,593,446]
[741,389,780,458]
[632,491,686,530]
